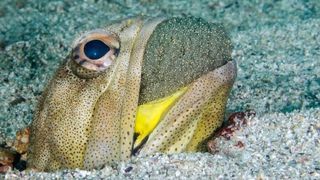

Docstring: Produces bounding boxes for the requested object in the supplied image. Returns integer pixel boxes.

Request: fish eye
[84,40,110,60]
[71,30,120,72]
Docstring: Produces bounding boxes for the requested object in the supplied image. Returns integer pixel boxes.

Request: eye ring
[71,29,120,72]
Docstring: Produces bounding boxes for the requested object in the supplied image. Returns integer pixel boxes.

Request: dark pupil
[84,40,110,60]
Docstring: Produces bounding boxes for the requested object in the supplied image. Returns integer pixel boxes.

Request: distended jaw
[137,59,236,155]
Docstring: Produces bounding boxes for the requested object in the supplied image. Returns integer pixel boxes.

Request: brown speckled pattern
[117,18,165,163]
[26,17,236,171]
[28,19,155,171]
[28,61,114,170]
[139,61,236,154]
[82,20,143,169]
[83,18,164,169]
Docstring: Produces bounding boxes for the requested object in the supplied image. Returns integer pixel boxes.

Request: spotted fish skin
[139,61,236,154]
[25,17,236,171]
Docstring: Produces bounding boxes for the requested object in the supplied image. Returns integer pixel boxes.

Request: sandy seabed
[1,0,319,179]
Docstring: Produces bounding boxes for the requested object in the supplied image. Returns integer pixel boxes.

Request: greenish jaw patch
[139,17,232,104]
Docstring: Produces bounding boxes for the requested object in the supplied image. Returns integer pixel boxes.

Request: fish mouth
[133,86,189,151]
[132,60,237,155]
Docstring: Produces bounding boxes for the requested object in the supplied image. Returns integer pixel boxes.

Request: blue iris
[84,40,110,60]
